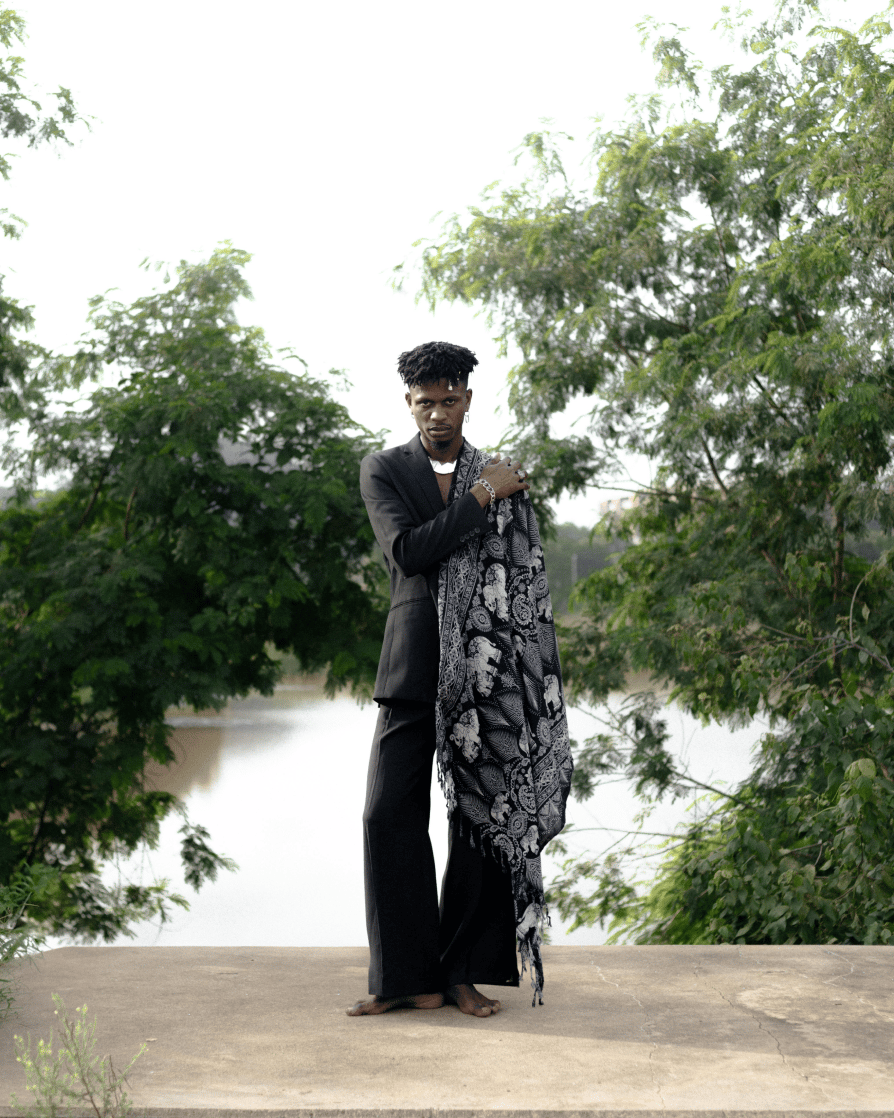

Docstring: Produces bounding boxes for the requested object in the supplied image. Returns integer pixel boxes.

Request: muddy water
[88,679,761,950]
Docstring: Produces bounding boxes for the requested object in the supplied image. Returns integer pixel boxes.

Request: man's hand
[471,455,530,507]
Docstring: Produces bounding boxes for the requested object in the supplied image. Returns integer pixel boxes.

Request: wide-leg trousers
[363,699,520,998]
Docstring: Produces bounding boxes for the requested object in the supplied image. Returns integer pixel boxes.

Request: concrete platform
[1,945,892,1116]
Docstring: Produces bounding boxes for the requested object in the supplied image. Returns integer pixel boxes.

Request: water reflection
[91,679,761,950]
[145,728,225,797]
[105,681,384,949]
[146,683,329,797]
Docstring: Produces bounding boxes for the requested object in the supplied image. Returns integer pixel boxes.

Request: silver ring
[517,469,527,480]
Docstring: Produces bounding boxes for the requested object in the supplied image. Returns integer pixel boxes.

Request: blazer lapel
[397,432,445,521]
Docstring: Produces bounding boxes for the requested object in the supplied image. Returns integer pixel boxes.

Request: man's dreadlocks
[397,341,479,388]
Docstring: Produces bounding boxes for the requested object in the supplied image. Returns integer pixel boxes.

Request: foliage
[414,1,894,942]
[0,865,53,1023]
[10,994,146,1117]
[540,522,626,614]
[0,245,388,940]
[0,8,85,420]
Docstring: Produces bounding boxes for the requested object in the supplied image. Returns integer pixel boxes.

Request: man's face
[405,379,472,457]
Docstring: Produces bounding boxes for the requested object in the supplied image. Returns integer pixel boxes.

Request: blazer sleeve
[360,453,490,578]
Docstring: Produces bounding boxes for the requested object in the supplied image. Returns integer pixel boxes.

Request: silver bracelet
[476,477,497,503]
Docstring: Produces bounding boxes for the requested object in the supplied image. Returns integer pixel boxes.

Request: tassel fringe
[516,901,548,1006]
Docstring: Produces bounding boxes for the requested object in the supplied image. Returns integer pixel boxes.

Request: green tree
[0,8,83,421]
[1,245,387,940]
[541,522,626,615]
[413,1,894,943]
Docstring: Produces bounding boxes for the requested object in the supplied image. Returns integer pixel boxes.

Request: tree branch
[708,199,734,287]
[698,434,729,497]
[76,461,112,531]
[760,548,798,599]
[751,374,795,427]
[25,789,51,864]
[675,773,749,808]
[123,486,137,542]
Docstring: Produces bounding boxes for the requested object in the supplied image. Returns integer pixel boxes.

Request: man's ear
[465,387,473,407]
[405,391,412,409]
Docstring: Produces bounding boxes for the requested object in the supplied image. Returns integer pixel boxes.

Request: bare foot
[444,983,502,1017]
[346,992,444,1016]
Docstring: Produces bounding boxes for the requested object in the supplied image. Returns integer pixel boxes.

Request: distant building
[597,493,642,544]
[598,493,641,516]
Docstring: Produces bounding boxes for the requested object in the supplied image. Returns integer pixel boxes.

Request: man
[348,341,571,1018]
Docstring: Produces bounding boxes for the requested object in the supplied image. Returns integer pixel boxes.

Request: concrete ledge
[45,1113,894,1118]
[1,945,892,1114]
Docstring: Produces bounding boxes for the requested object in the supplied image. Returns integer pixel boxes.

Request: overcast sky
[4,0,885,521]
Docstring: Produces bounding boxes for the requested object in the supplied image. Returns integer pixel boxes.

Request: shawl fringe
[517,902,549,1006]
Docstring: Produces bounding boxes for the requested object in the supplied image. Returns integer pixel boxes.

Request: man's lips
[429,426,451,434]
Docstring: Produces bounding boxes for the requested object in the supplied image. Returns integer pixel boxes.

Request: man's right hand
[471,455,530,507]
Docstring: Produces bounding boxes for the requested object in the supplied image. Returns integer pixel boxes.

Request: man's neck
[421,431,464,463]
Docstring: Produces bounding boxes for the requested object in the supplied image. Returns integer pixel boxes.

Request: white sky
[3,0,885,522]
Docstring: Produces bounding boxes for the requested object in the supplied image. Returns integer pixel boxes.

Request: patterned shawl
[435,439,573,1005]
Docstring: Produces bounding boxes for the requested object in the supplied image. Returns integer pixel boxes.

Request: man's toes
[346,998,385,1016]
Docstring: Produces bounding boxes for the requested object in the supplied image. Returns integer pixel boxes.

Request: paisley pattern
[435,440,573,1005]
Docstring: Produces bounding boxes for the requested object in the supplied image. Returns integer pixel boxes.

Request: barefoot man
[349,341,572,1017]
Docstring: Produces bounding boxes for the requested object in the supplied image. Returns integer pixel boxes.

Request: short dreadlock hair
[397,341,479,388]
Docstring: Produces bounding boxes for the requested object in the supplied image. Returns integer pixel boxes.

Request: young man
[349,341,570,1018]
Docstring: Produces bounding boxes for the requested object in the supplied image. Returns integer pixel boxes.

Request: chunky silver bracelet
[475,477,497,503]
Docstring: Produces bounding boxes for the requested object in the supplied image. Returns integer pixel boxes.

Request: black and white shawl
[435,439,573,1005]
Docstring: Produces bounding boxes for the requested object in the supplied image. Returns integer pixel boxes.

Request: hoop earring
[465,409,471,424]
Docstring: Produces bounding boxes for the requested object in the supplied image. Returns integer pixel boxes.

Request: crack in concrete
[593,965,666,1110]
[754,1015,825,1097]
[856,994,894,1026]
[821,948,894,1024]
[646,1040,666,1111]
[821,948,858,985]
[693,962,833,1104]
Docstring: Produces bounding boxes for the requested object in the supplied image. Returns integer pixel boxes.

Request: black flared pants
[363,700,520,998]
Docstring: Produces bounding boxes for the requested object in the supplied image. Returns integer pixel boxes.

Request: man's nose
[430,405,446,421]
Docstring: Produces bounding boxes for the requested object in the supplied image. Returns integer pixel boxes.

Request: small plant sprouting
[10,993,147,1117]
[0,866,53,1024]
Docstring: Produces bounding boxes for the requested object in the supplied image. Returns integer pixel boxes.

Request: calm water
[76,681,761,950]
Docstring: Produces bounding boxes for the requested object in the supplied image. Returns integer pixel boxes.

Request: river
[74,678,762,951]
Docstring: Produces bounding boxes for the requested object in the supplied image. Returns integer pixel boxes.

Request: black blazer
[360,433,489,703]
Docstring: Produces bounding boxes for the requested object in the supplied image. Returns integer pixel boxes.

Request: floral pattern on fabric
[435,440,573,1005]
